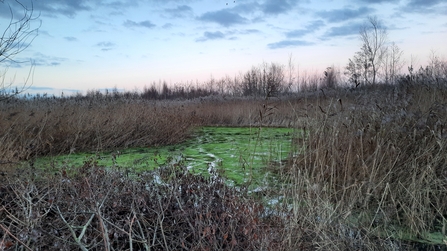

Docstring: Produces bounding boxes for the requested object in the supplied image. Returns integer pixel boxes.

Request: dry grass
[0,97,197,162]
[191,97,299,127]
[0,95,301,163]
[1,79,447,250]
[278,82,447,250]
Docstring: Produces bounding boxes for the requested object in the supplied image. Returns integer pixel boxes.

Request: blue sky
[1,0,446,94]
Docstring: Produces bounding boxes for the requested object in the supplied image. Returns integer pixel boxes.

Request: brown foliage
[283,81,447,250]
[0,97,197,162]
[2,78,447,250]
[0,160,283,250]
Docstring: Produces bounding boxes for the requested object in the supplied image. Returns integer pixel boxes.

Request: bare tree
[359,16,388,85]
[345,46,369,87]
[345,16,388,87]
[323,65,338,89]
[427,49,447,82]
[383,42,404,84]
[240,62,285,98]
[264,62,284,98]
[0,0,40,100]
[242,66,260,97]
[286,53,295,93]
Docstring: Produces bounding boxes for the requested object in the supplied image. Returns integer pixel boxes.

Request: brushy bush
[0,158,284,250]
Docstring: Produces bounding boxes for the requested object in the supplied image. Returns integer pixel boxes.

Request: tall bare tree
[0,0,40,100]
[359,16,388,85]
[345,16,388,87]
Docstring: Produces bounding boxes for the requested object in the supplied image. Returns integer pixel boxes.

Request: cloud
[230,2,261,14]
[407,0,443,7]
[64,36,77,41]
[316,7,375,23]
[356,0,399,3]
[123,19,156,29]
[285,20,325,38]
[96,41,114,47]
[33,0,91,18]
[196,31,225,42]
[0,3,14,18]
[32,52,68,67]
[1,0,136,18]
[0,0,41,20]
[238,29,261,34]
[103,1,138,11]
[164,5,193,18]
[267,40,314,49]
[261,0,297,15]
[195,28,260,42]
[402,0,447,13]
[198,9,248,27]
[162,23,173,29]
[203,31,225,39]
[95,41,115,51]
[322,23,362,38]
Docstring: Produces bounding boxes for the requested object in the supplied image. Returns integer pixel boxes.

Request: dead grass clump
[284,81,447,250]
[192,97,300,127]
[0,158,284,250]
[0,97,196,162]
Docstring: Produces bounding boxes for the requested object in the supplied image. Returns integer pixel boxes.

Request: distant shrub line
[3,58,445,102]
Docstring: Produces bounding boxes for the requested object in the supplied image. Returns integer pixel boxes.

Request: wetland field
[32,126,297,187]
[1,79,447,250]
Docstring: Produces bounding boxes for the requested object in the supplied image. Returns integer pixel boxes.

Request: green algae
[34,126,298,186]
[30,126,447,246]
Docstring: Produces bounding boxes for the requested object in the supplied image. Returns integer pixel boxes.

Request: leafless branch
[0,0,40,99]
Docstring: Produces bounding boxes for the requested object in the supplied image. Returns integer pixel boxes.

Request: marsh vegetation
[2,69,447,250]
[1,6,447,249]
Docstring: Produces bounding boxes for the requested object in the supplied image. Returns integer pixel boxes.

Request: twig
[158,199,169,250]
[84,177,111,251]
[0,222,33,251]
[129,213,136,251]
[56,205,94,251]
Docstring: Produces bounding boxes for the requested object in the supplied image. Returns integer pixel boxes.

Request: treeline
[4,55,446,103]
[139,62,291,100]
[134,57,447,100]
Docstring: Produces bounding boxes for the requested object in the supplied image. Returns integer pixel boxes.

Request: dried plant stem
[0,222,33,251]
[157,199,169,250]
[56,206,94,251]
[84,177,111,251]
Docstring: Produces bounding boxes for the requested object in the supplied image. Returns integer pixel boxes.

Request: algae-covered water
[25,127,447,246]
[35,126,298,185]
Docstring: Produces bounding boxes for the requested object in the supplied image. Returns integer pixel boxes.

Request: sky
[0,0,446,95]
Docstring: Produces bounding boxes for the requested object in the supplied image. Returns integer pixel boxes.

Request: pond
[34,126,300,186]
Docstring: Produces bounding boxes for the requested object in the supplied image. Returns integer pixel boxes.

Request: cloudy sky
[1,0,446,94]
